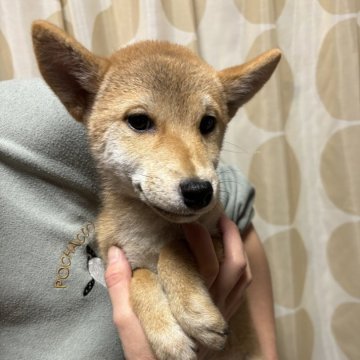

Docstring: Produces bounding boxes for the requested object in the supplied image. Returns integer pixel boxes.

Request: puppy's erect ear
[32,21,109,122]
[218,49,281,118]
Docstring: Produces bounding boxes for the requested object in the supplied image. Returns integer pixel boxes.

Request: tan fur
[32,20,281,360]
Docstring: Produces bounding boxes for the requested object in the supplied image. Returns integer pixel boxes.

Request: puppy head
[32,21,281,223]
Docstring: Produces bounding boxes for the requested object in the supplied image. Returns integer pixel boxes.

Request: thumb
[105,246,132,321]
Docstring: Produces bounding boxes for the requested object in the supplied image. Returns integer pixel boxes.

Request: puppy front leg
[130,268,197,360]
[157,241,228,351]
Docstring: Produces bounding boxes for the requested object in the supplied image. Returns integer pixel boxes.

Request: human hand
[105,246,156,360]
[105,214,251,360]
[182,214,252,320]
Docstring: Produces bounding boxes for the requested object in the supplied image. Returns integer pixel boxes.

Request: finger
[182,222,219,288]
[105,247,155,359]
[210,215,247,306]
[105,246,132,320]
[224,252,253,320]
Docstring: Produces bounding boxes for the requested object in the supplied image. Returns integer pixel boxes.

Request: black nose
[180,180,213,210]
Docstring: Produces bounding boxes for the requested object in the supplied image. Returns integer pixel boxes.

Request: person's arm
[242,225,278,360]
[185,216,278,360]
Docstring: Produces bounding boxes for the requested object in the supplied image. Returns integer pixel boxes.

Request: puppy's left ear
[218,49,281,118]
[32,20,110,122]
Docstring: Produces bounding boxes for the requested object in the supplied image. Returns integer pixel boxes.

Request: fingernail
[108,246,121,264]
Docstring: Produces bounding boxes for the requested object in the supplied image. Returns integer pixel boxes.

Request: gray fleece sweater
[0,79,255,360]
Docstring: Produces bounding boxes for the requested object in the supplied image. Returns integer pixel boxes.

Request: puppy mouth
[136,184,198,222]
[152,205,197,220]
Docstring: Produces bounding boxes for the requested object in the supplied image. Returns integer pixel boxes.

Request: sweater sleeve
[217,164,255,234]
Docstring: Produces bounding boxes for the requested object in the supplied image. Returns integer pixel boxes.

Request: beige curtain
[1,1,359,359]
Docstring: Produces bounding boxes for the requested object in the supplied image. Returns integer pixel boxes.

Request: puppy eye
[127,114,154,132]
[199,115,216,135]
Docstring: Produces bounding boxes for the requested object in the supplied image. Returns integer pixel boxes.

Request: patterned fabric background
[1,1,359,359]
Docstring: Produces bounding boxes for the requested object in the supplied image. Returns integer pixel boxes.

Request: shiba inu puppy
[32,20,281,359]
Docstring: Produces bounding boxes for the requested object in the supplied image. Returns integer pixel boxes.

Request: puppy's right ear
[32,21,109,122]
[219,49,281,119]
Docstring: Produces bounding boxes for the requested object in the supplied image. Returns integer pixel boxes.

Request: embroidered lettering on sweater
[54,223,95,288]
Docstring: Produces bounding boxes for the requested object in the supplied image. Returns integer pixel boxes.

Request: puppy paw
[149,322,198,360]
[172,292,228,350]
[131,268,198,360]
[157,242,228,351]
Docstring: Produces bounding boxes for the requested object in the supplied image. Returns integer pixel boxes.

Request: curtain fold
[1,1,359,359]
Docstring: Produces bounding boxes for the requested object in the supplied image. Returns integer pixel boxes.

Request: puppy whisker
[222,141,250,153]
[221,149,249,155]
